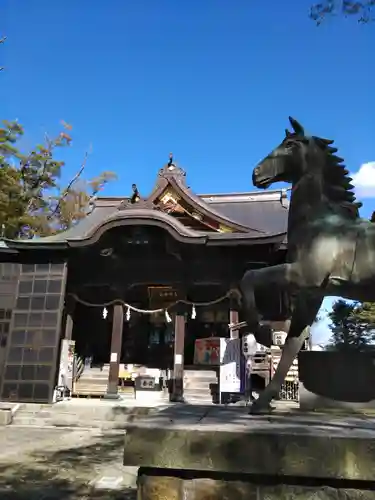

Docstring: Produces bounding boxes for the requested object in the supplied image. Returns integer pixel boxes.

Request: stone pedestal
[124,405,375,499]
[0,408,12,426]
[137,474,375,499]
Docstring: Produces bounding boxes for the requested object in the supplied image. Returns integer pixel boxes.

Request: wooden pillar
[229,297,239,340]
[170,306,185,403]
[105,304,124,399]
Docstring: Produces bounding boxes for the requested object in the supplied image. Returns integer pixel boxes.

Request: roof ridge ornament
[167,152,174,168]
[117,183,156,211]
[131,184,140,204]
[159,152,186,181]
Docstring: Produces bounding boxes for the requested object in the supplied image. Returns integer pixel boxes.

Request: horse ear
[285,129,291,137]
[288,117,305,136]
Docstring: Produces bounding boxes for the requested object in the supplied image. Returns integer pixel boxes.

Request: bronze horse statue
[239,116,373,414]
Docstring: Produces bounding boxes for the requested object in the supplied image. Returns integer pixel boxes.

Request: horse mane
[314,136,362,219]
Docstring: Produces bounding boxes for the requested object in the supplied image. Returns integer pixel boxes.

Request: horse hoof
[249,403,275,415]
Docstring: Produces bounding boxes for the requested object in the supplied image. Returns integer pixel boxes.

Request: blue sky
[3,0,375,344]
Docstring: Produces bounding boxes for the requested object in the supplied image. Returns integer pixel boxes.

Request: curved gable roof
[0,157,288,251]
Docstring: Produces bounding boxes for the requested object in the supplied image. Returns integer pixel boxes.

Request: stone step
[79,376,109,381]
[80,369,110,378]
[73,383,135,396]
[83,367,110,372]
[73,390,107,396]
[79,371,109,376]
[184,381,216,387]
[76,379,109,386]
[77,380,108,386]
[184,381,217,390]
[75,380,109,387]
[76,383,108,389]
[184,370,217,379]
[184,379,217,386]
[76,385,107,392]
[184,372,218,380]
[184,391,214,400]
[86,363,109,371]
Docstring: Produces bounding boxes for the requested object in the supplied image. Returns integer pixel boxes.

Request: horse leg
[239,263,301,347]
[239,269,261,330]
[250,294,323,414]
[239,269,276,346]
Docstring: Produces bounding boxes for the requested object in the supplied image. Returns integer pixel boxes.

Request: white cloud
[352,162,375,198]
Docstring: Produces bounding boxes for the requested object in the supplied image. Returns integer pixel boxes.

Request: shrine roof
[0,159,289,251]
[200,191,288,236]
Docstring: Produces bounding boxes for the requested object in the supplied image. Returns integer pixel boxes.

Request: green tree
[327,299,375,351]
[0,119,116,238]
[351,302,375,328]
[310,0,375,25]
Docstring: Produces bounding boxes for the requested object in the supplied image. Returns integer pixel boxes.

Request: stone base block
[0,409,12,426]
[124,405,375,499]
[137,474,375,499]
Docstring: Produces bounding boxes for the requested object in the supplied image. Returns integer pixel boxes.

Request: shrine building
[0,158,290,403]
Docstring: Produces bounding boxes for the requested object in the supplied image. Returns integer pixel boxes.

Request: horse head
[252,117,316,189]
[252,117,362,218]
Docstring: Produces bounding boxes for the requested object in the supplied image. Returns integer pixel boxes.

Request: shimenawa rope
[68,289,239,315]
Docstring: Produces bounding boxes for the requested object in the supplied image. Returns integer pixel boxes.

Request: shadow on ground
[0,432,136,499]
[0,405,371,499]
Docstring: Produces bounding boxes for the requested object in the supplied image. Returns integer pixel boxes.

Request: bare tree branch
[310,0,375,24]
[47,145,92,220]
[0,35,5,71]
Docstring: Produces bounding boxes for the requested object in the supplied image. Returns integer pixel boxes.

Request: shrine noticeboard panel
[194,337,220,366]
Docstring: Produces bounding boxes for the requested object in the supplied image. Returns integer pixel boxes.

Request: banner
[219,338,241,393]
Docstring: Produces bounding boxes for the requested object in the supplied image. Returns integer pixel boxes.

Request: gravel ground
[0,427,136,499]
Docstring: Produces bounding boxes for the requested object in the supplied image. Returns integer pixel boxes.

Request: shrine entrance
[0,158,291,403]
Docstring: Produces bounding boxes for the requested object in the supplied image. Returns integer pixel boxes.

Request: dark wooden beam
[170,304,185,403]
[104,304,124,399]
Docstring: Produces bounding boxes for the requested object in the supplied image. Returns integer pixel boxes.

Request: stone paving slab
[123,405,375,481]
[0,426,135,499]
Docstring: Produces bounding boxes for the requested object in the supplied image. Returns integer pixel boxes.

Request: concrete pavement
[0,426,136,499]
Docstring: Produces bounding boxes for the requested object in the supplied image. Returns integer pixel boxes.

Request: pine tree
[0,119,116,238]
[327,299,375,351]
